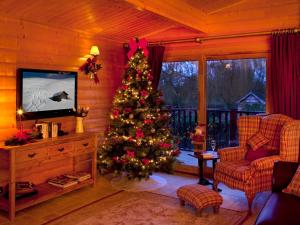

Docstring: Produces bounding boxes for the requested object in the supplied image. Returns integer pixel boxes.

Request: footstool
[176,184,223,216]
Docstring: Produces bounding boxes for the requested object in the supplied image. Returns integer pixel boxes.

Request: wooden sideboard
[0,132,98,221]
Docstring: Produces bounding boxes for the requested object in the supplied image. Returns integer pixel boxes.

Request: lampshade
[89,45,100,56]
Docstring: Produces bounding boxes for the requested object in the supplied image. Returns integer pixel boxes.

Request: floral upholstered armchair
[214,114,300,214]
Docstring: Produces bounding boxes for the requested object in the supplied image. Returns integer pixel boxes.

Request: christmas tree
[98,38,179,179]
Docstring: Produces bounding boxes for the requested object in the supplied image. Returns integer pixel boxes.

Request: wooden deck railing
[169,108,264,150]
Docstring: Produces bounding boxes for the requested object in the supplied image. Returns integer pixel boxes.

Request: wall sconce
[79,45,102,84]
[90,45,100,56]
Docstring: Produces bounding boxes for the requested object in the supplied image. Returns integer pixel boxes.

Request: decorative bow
[127,38,149,59]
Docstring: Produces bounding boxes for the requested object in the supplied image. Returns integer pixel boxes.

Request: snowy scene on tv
[22,71,76,112]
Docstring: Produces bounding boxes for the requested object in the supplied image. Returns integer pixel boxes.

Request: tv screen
[17,68,77,119]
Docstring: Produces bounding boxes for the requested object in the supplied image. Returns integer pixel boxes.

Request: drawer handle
[58,147,65,152]
[28,153,37,158]
[82,143,89,147]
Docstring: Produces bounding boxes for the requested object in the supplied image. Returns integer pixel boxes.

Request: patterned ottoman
[176,184,223,216]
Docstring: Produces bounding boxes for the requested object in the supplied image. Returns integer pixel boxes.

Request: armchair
[214,114,300,214]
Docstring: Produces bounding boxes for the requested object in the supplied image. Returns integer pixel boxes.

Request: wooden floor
[0,173,267,225]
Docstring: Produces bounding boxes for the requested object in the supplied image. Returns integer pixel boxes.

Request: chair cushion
[247,132,269,151]
[245,146,276,161]
[215,160,252,181]
[283,165,300,197]
[176,184,223,209]
[259,114,292,152]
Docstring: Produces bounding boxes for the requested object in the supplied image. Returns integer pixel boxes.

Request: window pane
[159,61,199,166]
[159,61,199,108]
[206,58,266,148]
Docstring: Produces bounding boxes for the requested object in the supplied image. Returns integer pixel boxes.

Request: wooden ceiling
[0,0,298,43]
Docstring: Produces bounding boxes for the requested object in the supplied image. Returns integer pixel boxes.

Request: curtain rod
[145,28,300,46]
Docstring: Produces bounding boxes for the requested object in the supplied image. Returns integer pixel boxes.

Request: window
[206,58,266,148]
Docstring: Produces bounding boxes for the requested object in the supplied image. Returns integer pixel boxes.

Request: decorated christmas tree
[98,38,179,179]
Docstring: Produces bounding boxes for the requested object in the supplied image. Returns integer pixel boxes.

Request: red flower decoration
[126,150,135,158]
[139,99,145,105]
[144,119,153,124]
[159,143,172,148]
[112,109,120,118]
[135,128,145,139]
[142,158,150,165]
[15,130,32,142]
[147,74,154,81]
[121,84,128,91]
[113,156,119,161]
[140,90,148,97]
[124,107,132,113]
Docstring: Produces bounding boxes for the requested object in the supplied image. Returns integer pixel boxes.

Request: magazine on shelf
[48,175,78,188]
[64,172,91,182]
[201,152,214,159]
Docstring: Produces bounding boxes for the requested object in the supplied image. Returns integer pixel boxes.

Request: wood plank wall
[163,36,269,61]
[0,17,124,142]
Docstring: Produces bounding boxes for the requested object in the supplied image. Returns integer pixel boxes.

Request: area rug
[111,175,167,192]
[48,191,246,225]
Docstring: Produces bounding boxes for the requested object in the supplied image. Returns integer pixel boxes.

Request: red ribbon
[127,38,149,59]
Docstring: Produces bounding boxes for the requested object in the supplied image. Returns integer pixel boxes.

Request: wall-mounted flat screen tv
[17,68,77,120]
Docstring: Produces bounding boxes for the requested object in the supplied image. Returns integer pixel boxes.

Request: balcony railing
[169,108,264,150]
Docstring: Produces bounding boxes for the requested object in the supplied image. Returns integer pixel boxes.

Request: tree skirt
[110,174,167,192]
[50,191,246,225]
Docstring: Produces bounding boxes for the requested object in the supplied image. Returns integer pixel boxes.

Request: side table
[188,151,221,191]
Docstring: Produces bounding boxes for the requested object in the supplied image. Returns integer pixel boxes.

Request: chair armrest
[272,161,299,192]
[280,121,300,162]
[250,155,280,171]
[218,146,246,161]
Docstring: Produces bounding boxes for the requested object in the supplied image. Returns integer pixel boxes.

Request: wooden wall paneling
[0,16,124,142]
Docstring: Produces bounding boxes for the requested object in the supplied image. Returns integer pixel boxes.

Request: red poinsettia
[113,156,119,162]
[112,109,120,118]
[15,130,32,142]
[121,84,128,91]
[140,90,149,97]
[139,99,145,105]
[159,143,172,148]
[124,107,132,113]
[147,74,153,81]
[126,150,135,158]
[144,119,153,124]
[135,128,145,139]
[142,158,150,165]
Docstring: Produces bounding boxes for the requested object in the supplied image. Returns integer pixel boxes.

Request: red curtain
[148,46,165,89]
[269,33,300,119]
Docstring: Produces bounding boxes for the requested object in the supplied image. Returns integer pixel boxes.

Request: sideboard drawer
[48,143,74,157]
[16,148,48,163]
[74,138,95,154]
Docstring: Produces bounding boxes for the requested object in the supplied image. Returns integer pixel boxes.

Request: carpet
[48,191,246,225]
[111,175,167,192]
